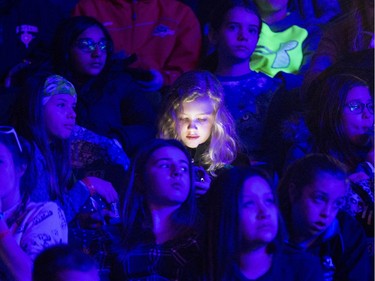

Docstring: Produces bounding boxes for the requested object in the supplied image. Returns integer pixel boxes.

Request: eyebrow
[54,97,74,102]
[180,112,213,116]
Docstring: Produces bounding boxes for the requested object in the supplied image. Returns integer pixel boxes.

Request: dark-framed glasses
[74,38,110,53]
[0,126,22,152]
[345,101,374,115]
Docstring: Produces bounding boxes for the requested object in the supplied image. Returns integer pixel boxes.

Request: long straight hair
[205,166,284,280]
[120,139,200,250]
[14,72,72,201]
[306,73,372,169]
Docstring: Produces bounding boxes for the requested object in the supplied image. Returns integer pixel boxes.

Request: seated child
[158,70,249,196]
[0,126,67,281]
[205,0,282,162]
[278,154,372,280]
[110,139,203,280]
[205,166,324,280]
[250,0,321,90]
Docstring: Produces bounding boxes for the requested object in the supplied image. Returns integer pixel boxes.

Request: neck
[148,204,179,244]
[240,246,272,280]
[261,8,288,25]
[290,225,320,248]
[215,57,252,77]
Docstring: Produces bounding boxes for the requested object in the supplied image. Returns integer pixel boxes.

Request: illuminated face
[214,7,260,63]
[70,26,108,77]
[240,176,278,248]
[145,146,191,208]
[291,173,347,242]
[341,86,374,145]
[176,96,215,149]
[44,94,77,139]
[0,143,23,208]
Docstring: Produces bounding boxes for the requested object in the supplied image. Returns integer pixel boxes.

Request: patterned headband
[42,74,77,105]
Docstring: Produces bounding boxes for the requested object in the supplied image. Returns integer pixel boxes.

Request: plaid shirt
[111,233,202,281]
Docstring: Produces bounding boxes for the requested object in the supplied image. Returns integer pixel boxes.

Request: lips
[311,221,327,232]
[90,62,103,68]
[235,46,250,51]
[186,135,199,140]
[64,124,75,131]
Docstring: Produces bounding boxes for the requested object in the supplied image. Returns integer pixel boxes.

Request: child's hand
[85,176,119,203]
[193,166,211,197]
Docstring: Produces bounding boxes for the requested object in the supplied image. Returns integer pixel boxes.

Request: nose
[320,203,335,219]
[238,28,248,41]
[362,105,373,118]
[257,203,270,219]
[68,107,76,120]
[171,164,182,178]
[91,46,103,58]
[187,120,198,129]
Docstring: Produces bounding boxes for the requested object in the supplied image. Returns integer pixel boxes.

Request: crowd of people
[0,0,373,280]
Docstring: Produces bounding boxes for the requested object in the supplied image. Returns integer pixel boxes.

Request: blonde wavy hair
[158,70,240,174]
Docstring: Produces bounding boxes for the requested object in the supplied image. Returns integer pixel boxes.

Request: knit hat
[42,74,77,105]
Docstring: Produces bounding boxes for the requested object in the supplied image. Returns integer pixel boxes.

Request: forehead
[77,25,105,40]
[242,176,271,196]
[304,172,347,197]
[224,7,260,26]
[46,94,77,104]
[180,96,214,115]
[148,146,188,163]
[346,86,371,102]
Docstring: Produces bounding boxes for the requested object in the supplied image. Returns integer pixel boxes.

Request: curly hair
[158,70,240,174]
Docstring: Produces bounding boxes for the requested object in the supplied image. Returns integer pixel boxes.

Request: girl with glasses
[49,15,157,158]
[283,72,374,271]
[0,128,67,281]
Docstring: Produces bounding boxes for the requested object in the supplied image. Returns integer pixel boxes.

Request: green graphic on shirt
[250,22,308,77]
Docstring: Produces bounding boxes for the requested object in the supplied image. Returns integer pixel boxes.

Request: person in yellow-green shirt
[250,0,322,90]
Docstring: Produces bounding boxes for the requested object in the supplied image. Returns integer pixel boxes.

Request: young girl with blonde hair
[159,70,247,195]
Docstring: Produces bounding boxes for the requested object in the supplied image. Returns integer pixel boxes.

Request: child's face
[145,146,190,208]
[44,94,76,139]
[341,86,373,145]
[70,25,108,77]
[176,96,215,148]
[291,172,347,242]
[240,176,278,248]
[214,7,260,63]
[0,143,23,203]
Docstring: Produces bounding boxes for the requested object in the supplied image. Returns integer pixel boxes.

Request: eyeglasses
[0,126,22,152]
[345,101,374,114]
[74,38,110,53]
